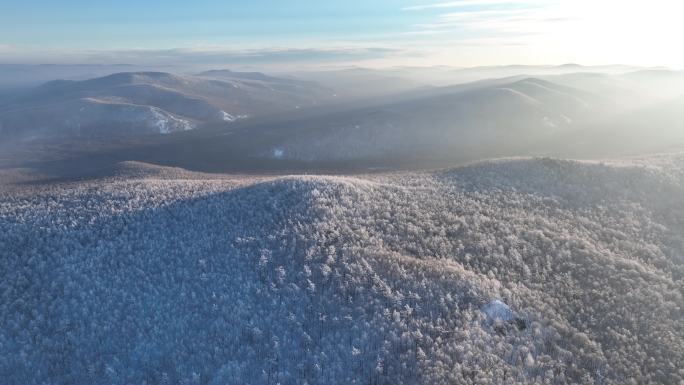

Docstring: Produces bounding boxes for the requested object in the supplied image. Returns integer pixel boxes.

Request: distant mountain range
[0,70,333,138]
[1,65,683,173]
[257,77,604,162]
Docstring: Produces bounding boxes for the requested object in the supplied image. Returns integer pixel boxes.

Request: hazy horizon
[3,1,684,69]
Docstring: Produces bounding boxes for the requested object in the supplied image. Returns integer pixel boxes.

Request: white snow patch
[220,111,249,122]
[221,111,236,122]
[150,108,194,134]
[482,299,514,321]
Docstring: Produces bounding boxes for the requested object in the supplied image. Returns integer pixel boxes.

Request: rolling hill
[2,69,683,176]
[254,78,604,162]
[0,71,334,139]
[1,153,682,384]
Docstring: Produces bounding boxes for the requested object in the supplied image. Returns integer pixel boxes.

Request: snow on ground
[482,300,514,322]
[1,154,683,385]
[220,111,236,122]
[150,107,194,134]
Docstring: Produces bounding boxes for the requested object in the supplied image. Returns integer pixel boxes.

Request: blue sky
[1,1,425,49]
[1,0,683,68]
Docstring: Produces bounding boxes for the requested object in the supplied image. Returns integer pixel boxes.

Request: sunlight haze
[1,0,683,68]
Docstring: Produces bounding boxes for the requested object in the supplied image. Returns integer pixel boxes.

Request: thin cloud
[3,47,415,66]
[403,0,517,11]
[403,0,568,39]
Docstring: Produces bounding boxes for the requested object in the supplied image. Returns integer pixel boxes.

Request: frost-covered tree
[0,154,683,384]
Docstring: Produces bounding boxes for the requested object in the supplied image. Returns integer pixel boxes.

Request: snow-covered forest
[1,154,683,385]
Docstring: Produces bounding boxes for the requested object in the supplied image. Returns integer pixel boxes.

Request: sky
[1,0,683,68]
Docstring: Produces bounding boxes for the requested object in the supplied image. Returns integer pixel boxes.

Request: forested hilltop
[1,154,683,385]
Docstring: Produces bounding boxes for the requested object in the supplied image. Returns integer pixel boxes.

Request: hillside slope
[1,154,683,384]
[257,78,604,162]
[0,71,333,139]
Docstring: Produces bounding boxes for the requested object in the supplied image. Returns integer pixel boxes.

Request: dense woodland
[1,154,683,385]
